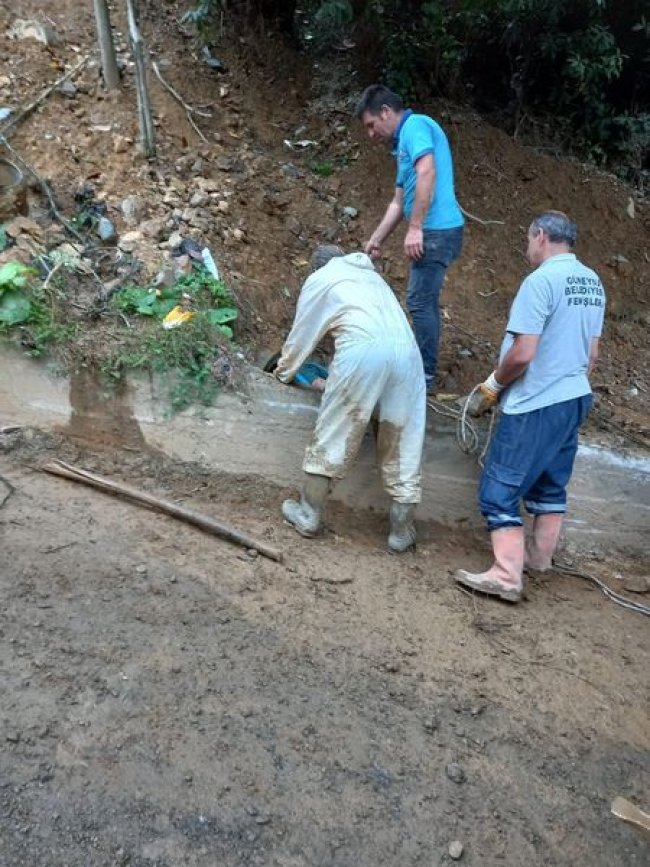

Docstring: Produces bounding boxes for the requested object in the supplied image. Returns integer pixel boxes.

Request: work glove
[466,371,504,417]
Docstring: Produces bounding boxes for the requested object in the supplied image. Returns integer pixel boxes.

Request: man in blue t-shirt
[355,84,464,393]
[456,211,606,604]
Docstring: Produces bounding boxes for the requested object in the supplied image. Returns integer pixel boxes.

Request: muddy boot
[388,502,417,553]
[282,473,330,538]
[455,527,524,603]
[525,513,563,572]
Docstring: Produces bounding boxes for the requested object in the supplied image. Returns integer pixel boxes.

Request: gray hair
[354,85,404,119]
[310,244,344,273]
[530,211,578,247]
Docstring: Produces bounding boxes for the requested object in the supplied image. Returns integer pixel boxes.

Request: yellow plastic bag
[162,305,194,330]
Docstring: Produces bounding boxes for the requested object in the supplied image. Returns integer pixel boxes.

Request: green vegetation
[186,0,649,175]
[104,263,238,412]
[0,261,78,356]
[308,159,335,177]
[0,256,239,414]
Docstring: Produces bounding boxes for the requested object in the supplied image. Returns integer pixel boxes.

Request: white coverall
[275,253,426,504]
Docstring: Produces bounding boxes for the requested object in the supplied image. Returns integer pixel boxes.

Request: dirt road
[1,431,648,866]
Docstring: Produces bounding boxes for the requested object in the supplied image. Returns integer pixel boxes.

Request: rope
[554,564,650,617]
[427,388,495,466]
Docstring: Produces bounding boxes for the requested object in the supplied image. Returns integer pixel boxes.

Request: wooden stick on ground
[42,459,283,563]
[0,55,89,139]
[152,61,211,143]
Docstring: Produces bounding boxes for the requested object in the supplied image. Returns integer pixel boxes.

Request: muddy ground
[0,431,648,866]
[1,2,649,864]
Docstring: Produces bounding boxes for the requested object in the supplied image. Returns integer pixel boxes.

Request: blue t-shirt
[393,111,464,230]
[499,254,606,415]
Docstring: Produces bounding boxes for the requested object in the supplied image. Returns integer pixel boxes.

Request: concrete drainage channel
[1,347,649,557]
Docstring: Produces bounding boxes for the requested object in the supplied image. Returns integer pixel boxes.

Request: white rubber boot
[525,513,564,572]
[282,473,330,538]
[455,527,525,603]
[388,502,417,553]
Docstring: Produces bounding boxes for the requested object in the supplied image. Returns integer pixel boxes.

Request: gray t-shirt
[499,253,606,414]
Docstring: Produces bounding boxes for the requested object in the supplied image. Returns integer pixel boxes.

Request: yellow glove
[466,372,504,417]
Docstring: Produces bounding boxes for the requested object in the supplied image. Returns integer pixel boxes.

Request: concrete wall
[1,350,648,556]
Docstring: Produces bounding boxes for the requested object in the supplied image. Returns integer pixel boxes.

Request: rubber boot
[525,513,563,572]
[455,527,525,603]
[282,473,330,538]
[388,502,417,553]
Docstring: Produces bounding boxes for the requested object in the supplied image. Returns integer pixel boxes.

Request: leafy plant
[0,260,78,355]
[106,263,239,411]
[308,159,335,177]
[0,262,37,326]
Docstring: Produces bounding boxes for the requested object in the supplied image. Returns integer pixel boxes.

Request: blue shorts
[479,395,592,531]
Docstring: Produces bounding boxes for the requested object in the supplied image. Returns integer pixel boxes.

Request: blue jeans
[479,395,593,532]
[406,226,464,389]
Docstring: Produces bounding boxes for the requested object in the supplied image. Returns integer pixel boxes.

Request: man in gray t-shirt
[455,211,605,603]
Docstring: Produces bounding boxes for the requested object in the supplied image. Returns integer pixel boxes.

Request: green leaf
[0,290,32,325]
[206,307,238,325]
[0,226,7,253]
[217,324,233,339]
[0,261,35,292]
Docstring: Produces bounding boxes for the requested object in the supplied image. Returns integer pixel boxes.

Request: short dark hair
[530,210,578,247]
[355,85,404,119]
[310,244,344,273]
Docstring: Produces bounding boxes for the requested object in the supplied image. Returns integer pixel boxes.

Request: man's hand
[364,235,382,260]
[404,224,424,260]
[466,372,505,417]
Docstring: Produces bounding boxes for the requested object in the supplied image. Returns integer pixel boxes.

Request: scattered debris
[448,840,464,860]
[6,19,62,47]
[445,762,466,784]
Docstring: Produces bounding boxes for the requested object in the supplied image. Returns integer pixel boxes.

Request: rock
[172,255,193,278]
[58,80,77,99]
[449,840,464,860]
[7,19,62,47]
[0,247,31,267]
[181,207,199,224]
[190,191,210,208]
[140,217,168,242]
[121,195,147,226]
[281,162,301,179]
[342,206,358,219]
[216,156,235,172]
[626,197,635,219]
[446,762,465,784]
[232,228,246,242]
[153,268,175,289]
[97,217,117,242]
[196,177,221,193]
[4,216,43,240]
[422,716,438,733]
[167,230,184,249]
[191,158,204,175]
[621,574,649,594]
[285,216,302,236]
[217,200,230,213]
[118,230,142,253]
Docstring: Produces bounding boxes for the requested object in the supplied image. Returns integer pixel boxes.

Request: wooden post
[126,0,155,158]
[92,0,120,90]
